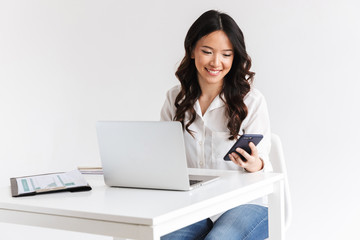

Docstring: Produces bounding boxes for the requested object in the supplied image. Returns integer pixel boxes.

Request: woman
[160,10,272,240]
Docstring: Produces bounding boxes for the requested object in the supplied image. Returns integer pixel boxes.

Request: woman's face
[192,30,234,88]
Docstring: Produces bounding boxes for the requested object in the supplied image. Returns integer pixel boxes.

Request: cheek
[194,57,207,71]
[223,59,233,71]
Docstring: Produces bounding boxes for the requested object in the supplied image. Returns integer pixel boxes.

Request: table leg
[268,179,285,240]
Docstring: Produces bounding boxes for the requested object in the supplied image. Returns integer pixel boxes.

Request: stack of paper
[10,169,92,197]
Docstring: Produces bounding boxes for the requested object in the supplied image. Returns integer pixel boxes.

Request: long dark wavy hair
[174,10,255,140]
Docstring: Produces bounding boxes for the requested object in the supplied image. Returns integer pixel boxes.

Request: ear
[191,49,195,59]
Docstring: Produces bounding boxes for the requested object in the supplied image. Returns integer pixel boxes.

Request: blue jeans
[161,204,268,240]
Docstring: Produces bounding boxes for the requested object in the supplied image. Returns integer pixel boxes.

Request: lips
[206,68,222,76]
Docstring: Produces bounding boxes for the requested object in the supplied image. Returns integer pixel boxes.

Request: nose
[210,54,221,67]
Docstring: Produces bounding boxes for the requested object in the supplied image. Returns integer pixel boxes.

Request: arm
[228,90,272,172]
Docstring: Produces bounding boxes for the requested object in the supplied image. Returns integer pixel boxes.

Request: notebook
[96,121,219,191]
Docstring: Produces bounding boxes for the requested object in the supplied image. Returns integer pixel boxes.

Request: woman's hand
[228,142,263,172]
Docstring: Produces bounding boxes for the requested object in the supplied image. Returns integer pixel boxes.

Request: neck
[198,81,223,115]
[198,82,223,101]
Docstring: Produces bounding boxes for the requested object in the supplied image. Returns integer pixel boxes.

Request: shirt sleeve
[242,89,273,172]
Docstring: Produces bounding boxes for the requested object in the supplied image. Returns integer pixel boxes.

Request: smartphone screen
[223,134,263,161]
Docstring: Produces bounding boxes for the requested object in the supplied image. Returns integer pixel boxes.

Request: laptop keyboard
[189,179,202,186]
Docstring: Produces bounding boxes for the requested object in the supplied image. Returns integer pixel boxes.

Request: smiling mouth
[206,68,222,75]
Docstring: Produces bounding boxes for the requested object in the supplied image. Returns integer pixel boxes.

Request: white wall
[1,0,360,239]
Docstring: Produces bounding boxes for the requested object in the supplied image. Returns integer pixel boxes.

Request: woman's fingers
[248,142,258,157]
[229,152,245,167]
[229,142,261,172]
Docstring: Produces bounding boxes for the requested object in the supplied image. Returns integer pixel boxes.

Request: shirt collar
[194,94,225,117]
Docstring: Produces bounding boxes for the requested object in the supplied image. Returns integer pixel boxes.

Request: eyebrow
[201,46,233,52]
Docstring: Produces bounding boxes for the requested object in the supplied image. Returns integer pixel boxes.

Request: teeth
[207,69,220,74]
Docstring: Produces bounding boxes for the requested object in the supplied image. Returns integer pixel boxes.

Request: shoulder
[244,87,267,105]
[165,85,181,102]
[166,85,181,96]
[160,85,181,121]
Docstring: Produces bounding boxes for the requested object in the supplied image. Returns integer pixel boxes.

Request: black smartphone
[223,134,263,161]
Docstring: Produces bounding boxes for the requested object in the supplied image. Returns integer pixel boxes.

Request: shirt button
[198,141,203,146]
[199,161,204,166]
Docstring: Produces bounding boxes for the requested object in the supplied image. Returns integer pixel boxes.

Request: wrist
[245,158,264,173]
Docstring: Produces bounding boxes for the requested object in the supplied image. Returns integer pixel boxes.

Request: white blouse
[160,85,273,173]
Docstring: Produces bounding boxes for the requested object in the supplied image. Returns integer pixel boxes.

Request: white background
[1,0,360,239]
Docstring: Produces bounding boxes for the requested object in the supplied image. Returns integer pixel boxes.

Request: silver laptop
[96,121,219,191]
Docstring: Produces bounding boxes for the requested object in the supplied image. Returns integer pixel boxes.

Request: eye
[201,50,212,55]
[223,53,232,57]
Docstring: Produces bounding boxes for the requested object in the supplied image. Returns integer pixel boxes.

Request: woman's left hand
[228,142,263,172]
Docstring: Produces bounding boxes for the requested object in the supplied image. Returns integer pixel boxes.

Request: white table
[0,168,285,240]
